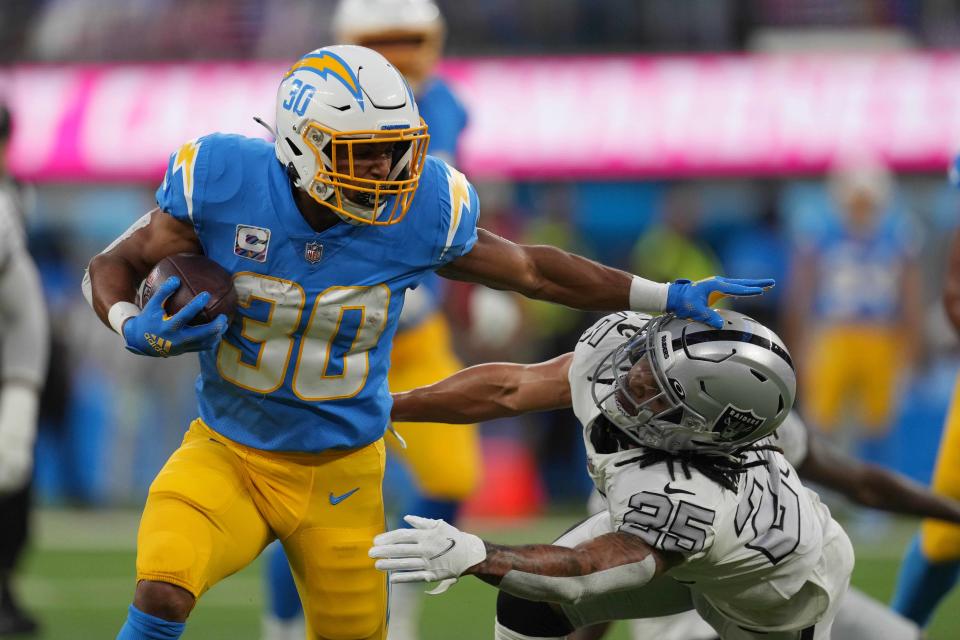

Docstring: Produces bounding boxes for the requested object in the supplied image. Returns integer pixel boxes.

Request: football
[139,254,237,326]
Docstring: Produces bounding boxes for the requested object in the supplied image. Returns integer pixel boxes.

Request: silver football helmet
[591,310,796,454]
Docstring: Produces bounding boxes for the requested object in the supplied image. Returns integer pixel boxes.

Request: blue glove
[122,276,228,357]
[666,277,775,329]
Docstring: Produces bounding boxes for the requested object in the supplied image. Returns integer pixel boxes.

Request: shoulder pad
[430,157,479,265]
[156,133,262,226]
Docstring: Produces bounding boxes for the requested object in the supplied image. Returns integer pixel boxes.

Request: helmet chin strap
[323,190,386,225]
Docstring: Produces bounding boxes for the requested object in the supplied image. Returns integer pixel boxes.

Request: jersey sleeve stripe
[172,139,202,222]
[439,165,470,262]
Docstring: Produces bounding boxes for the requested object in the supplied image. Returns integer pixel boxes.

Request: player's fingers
[147,276,181,311]
[369,543,426,560]
[404,514,441,530]
[373,557,427,572]
[186,332,224,354]
[703,309,724,329]
[389,570,435,584]
[711,283,765,297]
[181,314,228,343]
[715,277,776,289]
[373,528,422,547]
[169,292,210,328]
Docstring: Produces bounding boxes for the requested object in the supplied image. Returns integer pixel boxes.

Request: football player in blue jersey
[261,2,482,638]
[891,155,960,628]
[83,45,771,640]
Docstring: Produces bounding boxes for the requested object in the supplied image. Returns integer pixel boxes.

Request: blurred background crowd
[5,0,960,61]
[2,0,959,511]
[3,0,960,637]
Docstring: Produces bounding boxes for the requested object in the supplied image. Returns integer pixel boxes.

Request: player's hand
[666,277,775,329]
[369,515,487,592]
[122,276,228,357]
[0,385,39,494]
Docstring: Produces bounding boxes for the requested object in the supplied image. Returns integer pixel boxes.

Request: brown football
[139,254,237,326]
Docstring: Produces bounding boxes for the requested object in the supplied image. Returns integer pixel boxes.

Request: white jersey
[569,312,852,632]
[0,177,26,268]
[773,411,809,469]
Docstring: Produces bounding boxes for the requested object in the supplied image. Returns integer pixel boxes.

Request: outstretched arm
[439,229,772,328]
[370,516,676,606]
[799,430,960,524]
[391,353,574,424]
[439,229,643,310]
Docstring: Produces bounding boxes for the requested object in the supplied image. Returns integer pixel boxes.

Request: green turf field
[12,509,960,639]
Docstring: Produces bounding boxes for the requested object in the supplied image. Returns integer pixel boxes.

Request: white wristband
[628,276,670,312]
[108,301,141,337]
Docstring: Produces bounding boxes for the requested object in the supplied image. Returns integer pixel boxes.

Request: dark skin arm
[391,353,573,424]
[798,427,960,524]
[466,532,678,589]
[440,229,638,311]
[87,209,201,327]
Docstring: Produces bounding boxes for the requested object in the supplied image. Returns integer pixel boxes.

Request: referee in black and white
[0,103,49,636]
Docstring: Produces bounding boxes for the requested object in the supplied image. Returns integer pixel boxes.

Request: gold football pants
[136,418,387,639]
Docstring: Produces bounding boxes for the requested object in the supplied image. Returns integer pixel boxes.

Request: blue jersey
[156,133,479,452]
[397,76,469,331]
[811,217,916,323]
[417,77,467,162]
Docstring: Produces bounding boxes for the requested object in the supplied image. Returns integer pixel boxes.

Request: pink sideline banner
[5,53,960,182]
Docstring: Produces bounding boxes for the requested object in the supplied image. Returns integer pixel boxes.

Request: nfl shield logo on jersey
[304,241,323,264]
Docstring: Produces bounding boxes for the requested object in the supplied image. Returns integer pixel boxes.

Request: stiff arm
[390,352,574,424]
[439,229,653,311]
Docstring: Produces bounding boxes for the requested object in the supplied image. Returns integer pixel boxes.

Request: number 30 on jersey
[216,273,390,401]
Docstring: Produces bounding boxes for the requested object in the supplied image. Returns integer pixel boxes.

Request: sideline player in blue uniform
[892,155,960,627]
[83,45,770,640]
[262,2,479,638]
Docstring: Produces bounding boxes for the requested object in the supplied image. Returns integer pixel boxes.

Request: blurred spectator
[719,195,790,331]
[632,185,723,283]
[784,158,923,460]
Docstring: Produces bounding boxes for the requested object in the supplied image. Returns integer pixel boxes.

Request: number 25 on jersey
[216,273,390,401]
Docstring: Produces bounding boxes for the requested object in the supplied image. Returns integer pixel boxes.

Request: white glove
[0,384,40,493]
[369,515,487,591]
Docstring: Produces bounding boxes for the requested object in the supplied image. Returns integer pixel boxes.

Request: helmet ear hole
[285,138,303,157]
[777,394,784,413]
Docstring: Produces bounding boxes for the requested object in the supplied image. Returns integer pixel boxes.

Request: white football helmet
[591,310,796,455]
[332,0,444,88]
[274,45,429,225]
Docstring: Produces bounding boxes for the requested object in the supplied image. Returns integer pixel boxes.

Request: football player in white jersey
[371,310,854,639]
[584,408,945,640]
